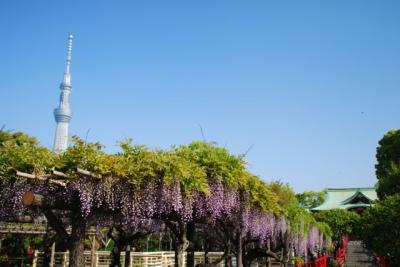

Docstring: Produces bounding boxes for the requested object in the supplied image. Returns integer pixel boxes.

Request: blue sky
[1,1,399,192]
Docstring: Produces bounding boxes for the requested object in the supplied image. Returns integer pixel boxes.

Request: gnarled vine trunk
[42,229,55,267]
[69,216,86,267]
[165,220,190,267]
[175,237,189,267]
[186,222,195,267]
[236,229,244,267]
[108,227,124,267]
[224,240,233,267]
[124,245,131,267]
[110,244,123,267]
[281,232,290,267]
[266,240,271,267]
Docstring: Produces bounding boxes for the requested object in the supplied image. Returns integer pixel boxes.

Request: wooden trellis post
[90,236,98,267]
[50,242,56,267]
[32,250,38,267]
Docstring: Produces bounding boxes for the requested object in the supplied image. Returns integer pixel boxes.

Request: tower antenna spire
[65,33,73,74]
[53,33,74,153]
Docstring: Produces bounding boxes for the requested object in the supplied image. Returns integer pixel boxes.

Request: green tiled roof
[311,187,377,211]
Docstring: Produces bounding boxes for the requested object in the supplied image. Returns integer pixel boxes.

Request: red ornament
[27,246,33,256]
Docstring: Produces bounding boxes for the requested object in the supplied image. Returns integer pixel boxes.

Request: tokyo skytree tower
[53,33,74,153]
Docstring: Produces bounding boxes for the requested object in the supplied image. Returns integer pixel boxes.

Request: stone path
[345,241,376,267]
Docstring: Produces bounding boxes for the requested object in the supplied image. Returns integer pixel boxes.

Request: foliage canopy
[296,191,325,209]
[375,129,400,199]
[358,193,400,265]
[313,209,360,241]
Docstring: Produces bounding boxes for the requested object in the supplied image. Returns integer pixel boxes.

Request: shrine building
[311,187,377,214]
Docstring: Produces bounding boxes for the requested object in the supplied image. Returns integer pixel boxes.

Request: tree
[313,209,359,241]
[375,129,400,199]
[358,194,400,266]
[356,130,400,266]
[296,191,325,209]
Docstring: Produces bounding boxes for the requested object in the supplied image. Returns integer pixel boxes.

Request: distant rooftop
[311,187,377,211]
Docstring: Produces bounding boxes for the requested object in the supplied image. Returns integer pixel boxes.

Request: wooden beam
[16,171,46,181]
[16,171,35,179]
[4,216,38,223]
[76,168,101,179]
[15,215,34,223]
[48,179,67,187]
[17,171,66,187]
[51,170,68,178]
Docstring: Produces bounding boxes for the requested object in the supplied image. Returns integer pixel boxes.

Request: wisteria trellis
[0,134,331,267]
